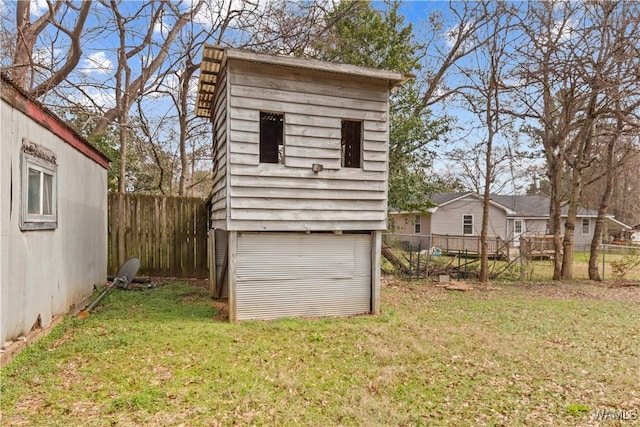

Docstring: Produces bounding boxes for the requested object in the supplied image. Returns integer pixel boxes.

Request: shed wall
[233,232,372,320]
[222,60,389,231]
[209,65,228,229]
[0,98,107,343]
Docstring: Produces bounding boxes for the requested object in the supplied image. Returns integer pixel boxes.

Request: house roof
[431,191,474,206]
[1,73,110,169]
[490,194,551,217]
[195,45,412,118]
[423,192,631,229]
[431,191,517,215]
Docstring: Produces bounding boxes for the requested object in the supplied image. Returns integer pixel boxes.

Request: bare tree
[412,1,499,117]
[9,0,92,96]
[515,1,582,279]
[445,1,521,282]
[516,1,640,280]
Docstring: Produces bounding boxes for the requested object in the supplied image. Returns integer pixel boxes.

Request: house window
[341,120,361,168]
[260,111,284,164]
[514,220,523,234]
[21,142,57,230]
[582,218,590,235]
[463,214,473,235]
[414,214,421,234]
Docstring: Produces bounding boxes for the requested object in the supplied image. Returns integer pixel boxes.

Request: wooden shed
[196,46,407,321]
[1,74,109,346]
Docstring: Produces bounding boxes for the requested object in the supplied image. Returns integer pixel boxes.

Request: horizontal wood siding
[210,66,228,228]
[224,60,390,231]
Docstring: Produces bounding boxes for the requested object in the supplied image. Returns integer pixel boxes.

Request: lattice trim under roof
[195,44,224,118]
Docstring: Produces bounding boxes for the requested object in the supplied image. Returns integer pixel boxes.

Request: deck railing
[431,234,510,259]
[519,235,557,258]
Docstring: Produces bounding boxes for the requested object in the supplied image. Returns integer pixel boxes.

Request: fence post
[464,249,468,279]
[417,241,421,280]
[520,242,524,282]
[602,244,605,281]
[425,235,431,279]
[409,243,413,280]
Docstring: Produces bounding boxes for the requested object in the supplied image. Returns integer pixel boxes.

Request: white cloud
[81,52,114,75]
[33,46,56,67]
[445,21,474,50]
[73,86,116,111]
[153,9,170,38]
[192,0,263,30]
[551,17,578,42]
[31,0,49,16]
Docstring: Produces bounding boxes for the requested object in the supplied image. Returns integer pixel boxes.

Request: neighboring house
[1,74,109,345]
[391,191,631,248]
[196,46,408,321]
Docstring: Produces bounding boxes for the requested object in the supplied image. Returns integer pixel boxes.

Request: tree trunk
[547,155,564,280]
[588,118,620,280]
[480,187,490,283]
[12,1,59,89]
[178,64,198,195]
[90,1,204,138]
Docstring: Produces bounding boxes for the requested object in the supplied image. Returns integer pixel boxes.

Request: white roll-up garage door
[235,232,372,320]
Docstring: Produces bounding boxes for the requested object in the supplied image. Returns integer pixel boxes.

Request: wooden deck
[520,235,557,259]
[431,234,510,259]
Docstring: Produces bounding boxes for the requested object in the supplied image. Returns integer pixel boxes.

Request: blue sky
[0,0,540,193]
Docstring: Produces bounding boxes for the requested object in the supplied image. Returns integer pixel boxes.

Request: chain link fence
[382,233,640,282]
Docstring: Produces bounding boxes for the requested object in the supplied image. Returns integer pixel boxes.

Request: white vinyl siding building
[391,192,630,250]
[196,46,407,321]
[429,196,508,238]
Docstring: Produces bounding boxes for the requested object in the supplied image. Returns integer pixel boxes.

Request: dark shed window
[260,112,284,164]
[341,120,362,168]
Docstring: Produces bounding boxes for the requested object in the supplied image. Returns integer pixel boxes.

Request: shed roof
[195,45,411,118]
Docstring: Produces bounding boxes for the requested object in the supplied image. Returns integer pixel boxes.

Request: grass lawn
[1,279,639,426]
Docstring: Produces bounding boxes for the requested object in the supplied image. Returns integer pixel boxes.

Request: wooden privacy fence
[108,193,209,278]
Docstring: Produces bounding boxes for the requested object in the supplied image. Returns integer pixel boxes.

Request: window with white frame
[414,214,421,234]
[21,141,57,230]
[581,218,590,235]
[514,220,523,234]
[463,214,473,235]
